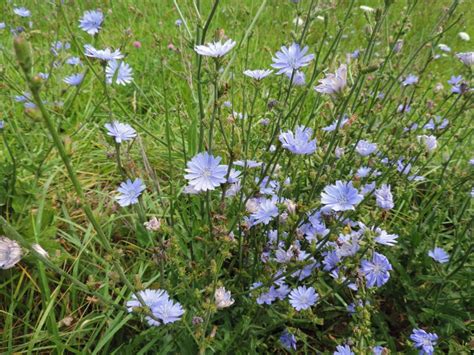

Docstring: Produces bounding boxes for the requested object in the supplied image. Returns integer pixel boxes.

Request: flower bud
[13,35,32,73]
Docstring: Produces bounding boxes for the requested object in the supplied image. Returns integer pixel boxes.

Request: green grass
[0,0,473,353]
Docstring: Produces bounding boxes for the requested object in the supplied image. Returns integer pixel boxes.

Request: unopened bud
[13,36,32,73]
[31,75,43,91]
[360,63,380,74]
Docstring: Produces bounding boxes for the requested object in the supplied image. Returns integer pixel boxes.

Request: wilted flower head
[194,39,236,57]
[106,60,133,85]
[279,125,317,155]
[84,44,124,61]
[79,10,103,35]
[428,247,449,264]
[116,178,146,207]
[280,330,297,350]
[271,42,315,75]
[184,152,228,192]
[243,69,273,81]
[215,287,234,309]
[314,64,347,95]
[360,252,392,287]
[144,217,161,231]
[410,328,438,355]
[105,121,137,143]
[0,237,22,269]
[456,52,474,66]
[321,181,363,212]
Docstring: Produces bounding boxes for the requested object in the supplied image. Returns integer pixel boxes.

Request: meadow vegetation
[0,0,473,353]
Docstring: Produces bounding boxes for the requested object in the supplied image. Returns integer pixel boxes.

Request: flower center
[372,264,382,273]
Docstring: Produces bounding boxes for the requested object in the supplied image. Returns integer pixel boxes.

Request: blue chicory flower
[321,181,363,212]
[79,10,104,35]
[428,247,449,264]
[184,152,228,192]
[279,126,317,155]
[116,178,146,207]
[271,43,315,75]
[360,252,392,287]
[288,286,319,311]
[410,328,438,355]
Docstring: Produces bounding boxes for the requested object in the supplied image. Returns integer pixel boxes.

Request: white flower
[0,236,22,269]
[458,32,470,41]
[293,17,304,26]
[359,5,375,13]
[214,287,234,309]
[194,39,236,58]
